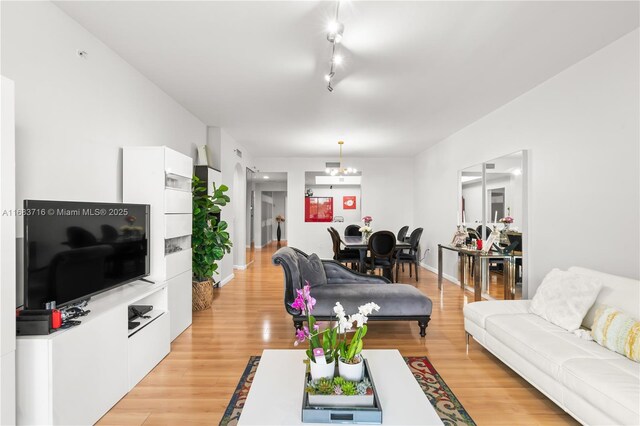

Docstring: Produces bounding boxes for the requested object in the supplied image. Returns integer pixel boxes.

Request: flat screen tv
[23,200,150,309]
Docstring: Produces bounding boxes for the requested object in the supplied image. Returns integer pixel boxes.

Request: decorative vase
[310,358,335,381]
[192,278,214,311]
[362,232,371,244]
[277,222,282,242]
[338,356,364,382]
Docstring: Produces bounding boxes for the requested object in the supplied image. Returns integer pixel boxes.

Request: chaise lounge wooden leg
[418,317,430,337]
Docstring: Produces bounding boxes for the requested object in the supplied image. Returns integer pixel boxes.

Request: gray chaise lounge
[272,247,433,336]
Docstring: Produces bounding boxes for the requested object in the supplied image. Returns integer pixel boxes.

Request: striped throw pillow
[591,306,640,363]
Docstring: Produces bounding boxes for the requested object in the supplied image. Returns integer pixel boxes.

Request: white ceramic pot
[338,357,364,382]
[310,358,335,381]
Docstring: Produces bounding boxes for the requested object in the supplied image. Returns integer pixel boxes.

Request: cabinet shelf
[128,310,166,338]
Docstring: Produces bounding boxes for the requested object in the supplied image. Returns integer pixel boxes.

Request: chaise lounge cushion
[310,284,432,318]
[298,253,327,288]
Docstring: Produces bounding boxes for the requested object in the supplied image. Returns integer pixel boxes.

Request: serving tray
[301,359,383,424]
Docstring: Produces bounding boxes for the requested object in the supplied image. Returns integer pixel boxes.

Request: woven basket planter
[192,278,215,311]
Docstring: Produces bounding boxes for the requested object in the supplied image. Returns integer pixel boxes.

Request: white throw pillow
[529,269,603,332]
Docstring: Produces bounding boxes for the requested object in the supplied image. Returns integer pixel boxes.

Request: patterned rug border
[220,355,475,426]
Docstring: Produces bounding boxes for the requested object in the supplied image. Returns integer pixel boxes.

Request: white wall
[217,129,253,278]
[1,2,208,302]
[252,158,414,259]
[1,1,206,207]
[414,29,640,297]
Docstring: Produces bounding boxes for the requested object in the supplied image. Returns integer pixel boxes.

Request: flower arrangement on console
[275,214,285,223]
[291,284,380,382]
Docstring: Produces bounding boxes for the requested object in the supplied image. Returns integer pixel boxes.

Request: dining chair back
[397,226,409,242]
[407,227,423,253]
[369,231,397,258]
[395,228,423,283]
[345,224,362,237]
[327,228,341,259]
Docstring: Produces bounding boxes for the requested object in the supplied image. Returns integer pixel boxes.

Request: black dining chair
[344,224,362,237]
[395,227,423,282]
[365,231,396,281]
[397,226,409,242]
[328,228,360,269]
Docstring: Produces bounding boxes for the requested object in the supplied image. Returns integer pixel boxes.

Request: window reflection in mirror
[485,151,523,230]
[304,171,362,223]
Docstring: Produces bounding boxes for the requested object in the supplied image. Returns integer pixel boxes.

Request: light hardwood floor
[99,242,576,425]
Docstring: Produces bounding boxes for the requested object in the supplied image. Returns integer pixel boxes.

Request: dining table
[343,235,411,274]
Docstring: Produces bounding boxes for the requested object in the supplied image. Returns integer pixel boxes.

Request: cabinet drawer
[128,312,170,389]
[165,248,192,279]
[165,188,191,214]
[167,271,192,341]
[164,148,192,178]
[165,214,191,239]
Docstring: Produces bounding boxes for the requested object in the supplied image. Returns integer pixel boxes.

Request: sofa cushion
[310,284,432,318]
[463,300,531,329]
[529,269,602,332]
[591,306,640,362]
[569,267,640,328]
[298,253,327,288]
[561,358,640,426]
[485,313,623,380]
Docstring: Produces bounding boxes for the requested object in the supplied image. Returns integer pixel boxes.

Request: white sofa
[464,267,640,426]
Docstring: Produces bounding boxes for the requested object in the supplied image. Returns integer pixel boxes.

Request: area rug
[220,356,475,426]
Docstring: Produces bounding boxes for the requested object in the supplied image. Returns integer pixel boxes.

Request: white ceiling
[55,1,639,158]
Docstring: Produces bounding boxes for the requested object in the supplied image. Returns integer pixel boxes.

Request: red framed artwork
[343,196,357,210]
[305,197,333,222]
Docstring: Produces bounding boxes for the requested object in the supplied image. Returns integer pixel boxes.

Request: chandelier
[325,141,357,176]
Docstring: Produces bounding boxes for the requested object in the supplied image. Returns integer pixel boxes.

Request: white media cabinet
[16,280,169,425]
[123,146,193,341]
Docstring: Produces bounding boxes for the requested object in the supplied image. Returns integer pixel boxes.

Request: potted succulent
[191,175,232,311]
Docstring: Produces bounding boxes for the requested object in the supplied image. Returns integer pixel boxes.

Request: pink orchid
[295,328,307,342]
[290,293,305,311]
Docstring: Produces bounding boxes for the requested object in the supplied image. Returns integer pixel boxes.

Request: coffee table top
[238,349,443,425]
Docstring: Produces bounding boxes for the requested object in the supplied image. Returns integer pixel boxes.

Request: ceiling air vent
[325,161,340,168]
[485,163,495,169]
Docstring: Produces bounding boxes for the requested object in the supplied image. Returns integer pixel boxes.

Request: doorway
[251,172,287,252]
[246,168,256,266]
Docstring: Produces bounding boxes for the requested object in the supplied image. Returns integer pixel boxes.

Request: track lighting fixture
[325,1,344,92]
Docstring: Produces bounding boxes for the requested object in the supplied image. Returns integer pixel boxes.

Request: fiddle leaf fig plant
[192,175,232,282]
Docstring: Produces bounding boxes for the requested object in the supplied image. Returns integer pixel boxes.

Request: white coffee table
[238,349,443,425]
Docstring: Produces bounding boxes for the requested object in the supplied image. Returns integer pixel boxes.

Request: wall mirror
[304,171,362,223]
[458,150,527,300]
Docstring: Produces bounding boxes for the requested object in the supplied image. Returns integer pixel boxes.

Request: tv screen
[24,200,150,309]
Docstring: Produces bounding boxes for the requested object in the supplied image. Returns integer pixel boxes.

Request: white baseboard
[233,264,248,270]
[421,262,460,285]
[219,274,235,287]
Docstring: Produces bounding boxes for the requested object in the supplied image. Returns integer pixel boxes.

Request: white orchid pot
[310,358,335,381]
[338,356,364,382]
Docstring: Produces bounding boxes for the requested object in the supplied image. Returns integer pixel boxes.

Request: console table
[437,244,521,301]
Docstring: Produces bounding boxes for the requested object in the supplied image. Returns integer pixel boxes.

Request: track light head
[327,21,344,44]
